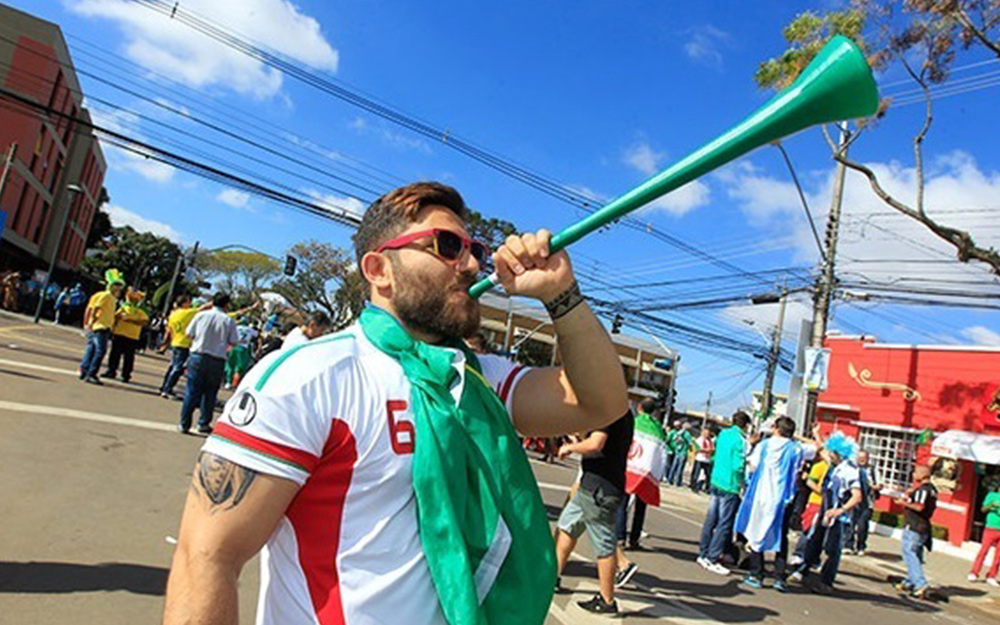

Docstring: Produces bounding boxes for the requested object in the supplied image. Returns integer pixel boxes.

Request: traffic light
[283,255,297,277]
[611,314,623,334]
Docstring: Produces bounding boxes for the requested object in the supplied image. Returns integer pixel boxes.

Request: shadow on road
[0,368,50,381]
[0,561,168,595]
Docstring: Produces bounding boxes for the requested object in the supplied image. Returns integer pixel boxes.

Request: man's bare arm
[558,431,608,459]
[162,452,299,625]
[492,230,628,437]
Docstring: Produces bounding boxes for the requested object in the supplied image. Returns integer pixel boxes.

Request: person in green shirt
[667,423,695,486]
[697,411,751,575]
[969,485,1000,585]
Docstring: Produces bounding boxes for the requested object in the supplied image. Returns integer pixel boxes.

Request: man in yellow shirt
[79,269,125,385]
[103,288,149,383]
[159,294,201,399]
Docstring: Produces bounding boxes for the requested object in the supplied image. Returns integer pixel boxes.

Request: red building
[816,333,1000,546]
[0,4,106,274]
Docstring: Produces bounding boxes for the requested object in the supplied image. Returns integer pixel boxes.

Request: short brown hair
[352,182,468,272]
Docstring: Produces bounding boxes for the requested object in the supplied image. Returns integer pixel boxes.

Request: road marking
[0,400,177,433]
[0,358,77,377]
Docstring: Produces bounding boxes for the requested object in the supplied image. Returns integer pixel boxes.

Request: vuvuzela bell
[469,35,879,298]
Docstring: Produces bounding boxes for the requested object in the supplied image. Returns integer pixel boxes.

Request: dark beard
[391,260,480,341]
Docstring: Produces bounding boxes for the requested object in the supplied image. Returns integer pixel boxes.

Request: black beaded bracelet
[544,281,584,320]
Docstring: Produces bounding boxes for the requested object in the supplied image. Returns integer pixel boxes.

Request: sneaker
[705,562,731,576]
[742,575,763,589]
[789,555,803,567]
[773,580,789,593]
[893,581,914,592]
[911,586,930,599]
[177,424,189,434]
[987,578,999,588]
[197,425,214,435]
[696,557,710,569]
[577,594,618,615]
[788,571,804,583]
[84,376,103,385]
[614,562,639,589]
[856,550,866,557]
[967,573,978,582]
[101,371,116,379]
[625,540,642,551]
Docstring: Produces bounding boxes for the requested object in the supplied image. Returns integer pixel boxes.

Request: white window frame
[858,424,919,493]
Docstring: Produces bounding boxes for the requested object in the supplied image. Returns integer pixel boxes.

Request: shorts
[801,502,822,533]
[557,484,623,558]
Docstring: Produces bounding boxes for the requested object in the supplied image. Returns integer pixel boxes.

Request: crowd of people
[552,402,991,607]
[71,267,335,435]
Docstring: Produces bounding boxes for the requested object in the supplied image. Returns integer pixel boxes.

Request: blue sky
[9,0,1000,414]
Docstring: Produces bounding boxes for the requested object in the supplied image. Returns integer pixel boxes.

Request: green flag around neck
[359,305,555,625]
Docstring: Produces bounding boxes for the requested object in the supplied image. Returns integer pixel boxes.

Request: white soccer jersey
[201,324,530,625]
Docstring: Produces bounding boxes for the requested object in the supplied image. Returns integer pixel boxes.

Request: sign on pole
[804,347,831,392]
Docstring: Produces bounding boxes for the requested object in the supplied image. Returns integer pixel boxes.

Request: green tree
[273,240,364,330]
[199,250,281,297]
[81,226,182,295]
[757,1,1000,274]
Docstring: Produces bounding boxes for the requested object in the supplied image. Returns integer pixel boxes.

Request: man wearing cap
[79,269,125,385]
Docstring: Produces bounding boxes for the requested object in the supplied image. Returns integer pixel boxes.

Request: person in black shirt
[894,465,937,598]
[554,410,634,615]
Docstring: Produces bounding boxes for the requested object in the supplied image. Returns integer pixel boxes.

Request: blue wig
[825,431,858,462]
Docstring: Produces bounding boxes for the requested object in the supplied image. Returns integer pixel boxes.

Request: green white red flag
[625,413,668,506]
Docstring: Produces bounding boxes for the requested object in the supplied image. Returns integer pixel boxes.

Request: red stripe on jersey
[286,419,357,625]
[499,366,524,403]
[213,422,320,474]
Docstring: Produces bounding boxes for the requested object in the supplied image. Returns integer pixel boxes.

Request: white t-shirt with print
[201,324,531,625]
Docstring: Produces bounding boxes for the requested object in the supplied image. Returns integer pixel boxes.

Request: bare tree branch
[955,7,1000,57]
[831,150,1000,274]
[900,55,933,216]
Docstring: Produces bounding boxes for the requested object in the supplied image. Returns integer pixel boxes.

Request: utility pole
[761,287,788,419]
[33,184,83,323]
[803,123,849,432]
[0,143,17,198]
[163,241,199,317]
[702,391,712,428]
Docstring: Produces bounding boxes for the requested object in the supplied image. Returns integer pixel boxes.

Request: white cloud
[717,150,1000,290]
[644,180,711,217]
[683,25,731,70]
[719,296,814,346]
[622,140,710,216]
[106,204,181,241]
[348,116,431,154]
[69,0,339,99]
[89,106,176,183]
[961,326,1000,346]
[623,141,665,176]
[216,188,251,209]
[305,189,366,219]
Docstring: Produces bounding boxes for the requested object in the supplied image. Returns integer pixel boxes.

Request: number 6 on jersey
[386,399,415,454]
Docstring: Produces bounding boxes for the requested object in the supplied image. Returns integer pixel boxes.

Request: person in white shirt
[281,310,332,349]
[162,182,629,625]
[179,292,239,434]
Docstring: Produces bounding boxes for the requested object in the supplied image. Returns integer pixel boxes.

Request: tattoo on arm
[193,452,257,512]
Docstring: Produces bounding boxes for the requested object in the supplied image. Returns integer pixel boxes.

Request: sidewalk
[657,481,1000,615]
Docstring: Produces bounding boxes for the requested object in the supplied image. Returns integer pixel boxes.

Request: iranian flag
[625,413,669,506]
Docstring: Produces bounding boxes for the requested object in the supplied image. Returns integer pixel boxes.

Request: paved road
[0,315,994,624]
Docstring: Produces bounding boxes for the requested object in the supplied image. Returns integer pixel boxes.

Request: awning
[931,430,1000,465]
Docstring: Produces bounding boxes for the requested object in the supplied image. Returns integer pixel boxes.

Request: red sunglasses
[376,229,490,265]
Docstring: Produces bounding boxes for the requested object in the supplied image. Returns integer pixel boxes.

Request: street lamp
[33,183,84,323]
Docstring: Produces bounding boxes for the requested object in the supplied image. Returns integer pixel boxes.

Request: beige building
[478,292,678,406]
